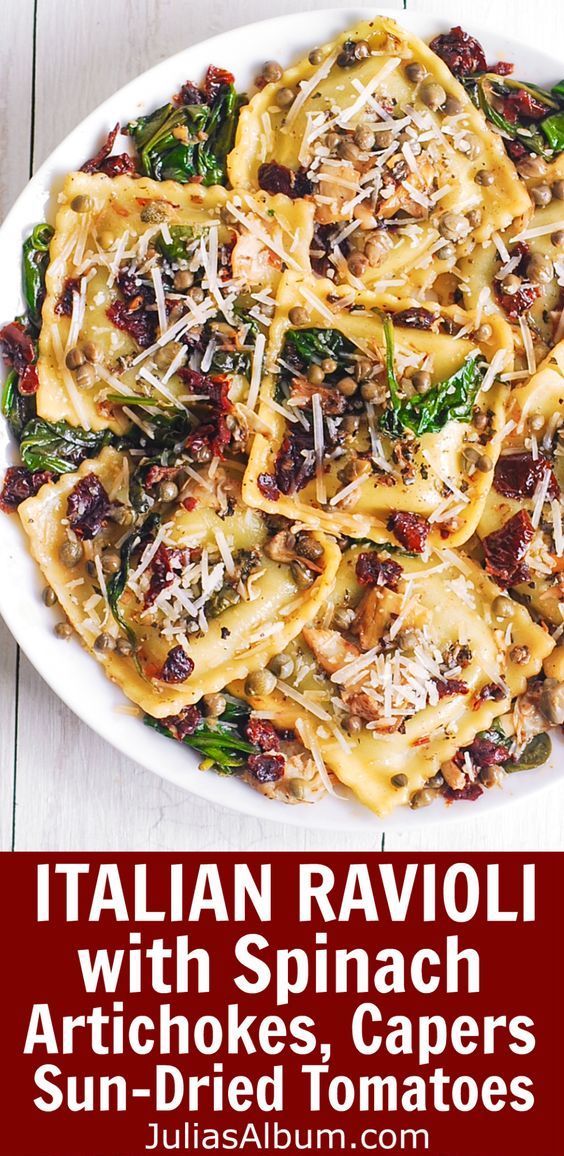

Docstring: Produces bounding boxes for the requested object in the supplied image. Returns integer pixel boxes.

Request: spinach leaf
[552,79,564,101]
[128,85,243,186]
[379,316,484,437]
[156,225,196,263]
[210,348,251,376]
[144,695,256,772]
[19,418,112,474]
[106,513,160,650]
[541,111,564,151]
[286,327,355,367]
[1,369,36,440]
[463,75,563,158]
[22,223,54,331]
[504,732,552,773]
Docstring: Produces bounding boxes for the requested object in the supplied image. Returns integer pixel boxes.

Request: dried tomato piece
[355,551,403,590]
[66,473,111,540]
[247,751,285,783]
[257,473,280,502]
[501,89,551,122]
[0,320,35,373]
[144,544,186,608]
[443,781,483,802]
[55,277,81,317]
[483,509,534,586]
[393,308,439,331]
[275,431,316,495]
[179,80,205,106]
[387,510,430,554]
[204,65,235,103]
[185,414,232,460]
[107,299,157,348]
[162,704,202,739]
[474,683,507,706]
[493,452,560,501]
[143,465,179,490]
[81,123,136,176]
[18,364,39,395]
[468,736,510,766]
[258,162,313,199]
[505,139,528,161]
[179,368,231,413]
[430,26,487,75]
[159,645,194,684]
[0,466,52,513]
[99,154,137,177]
[496,281,541,321]
[246,718,281,752]
[433,678,469,699]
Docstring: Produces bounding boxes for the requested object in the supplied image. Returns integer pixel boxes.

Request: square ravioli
[17,447,340,717]
[229,16,530,293]
[476,342,564,626]
[37,172,315,433]
[243,273,513,552]
[232,542,553,815]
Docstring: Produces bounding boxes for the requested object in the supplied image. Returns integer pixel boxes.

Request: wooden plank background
[1,0,563,852]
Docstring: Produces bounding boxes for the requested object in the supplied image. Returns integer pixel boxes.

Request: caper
[439,212,470,242]
[116,636,134,657]
[245,669,277,697]
[361,379,386,403]
[480,764,503,788]
[420,81,446,111]
[467,208,482,228]
[321,357,338,375]
[517,155,547,179]
[98,230,115,250]
[476,453,493,472]
[296,531,324,561]
[354,40,370,60]
[412,370,432,395]
[54,621,73,640]
[475,169,495,186]
[188,286,205,304]
[501,273,521,295]
[336,375,358,397]
[308,48,324,66]
[531,183,552,207]
[326,132,341,150]
[288,778,306,800]
[354,357,373,382]
[342,414,360,434]
[552,229,564,247]
[437,242,456,262]
[373,129,394,150]
[405,61,426,83]
[510,644,530,665]
[308,364,325,385]
[70,194,93,213]
[353,125,375,151]
[528,411,545,432]
[101,549,121,575]
[191,443,212,463]
[94,632,116,652]
[442,94,464,116]
[398,628,420,652]
[268,653,294,679]
[82,341,102,364]
[473,407,488,431]
[201,692,227,717]
[289,306,310,326]
[539,678,564,725]
[276,86,295,108]
[553,179,564,200]
[75,362,97,391]
[528,253,553,284]
[338,139,361,164]
[140,202,168,223]
[264,530,296,562]
[263,60,283,82]
[409,787,438,809]
[492,594,513,619]
[475,322,493,342]
[291,561,315,588]
[333,606,355,630]
[347,251,368,277]
[65,346,85,370]
[462,444,481,465]
[344,714,362,734]
[391,773,408,789]
[59,538,84,568]
[42,586,57,607]
[159,480,179,503]
[173,269,194,291]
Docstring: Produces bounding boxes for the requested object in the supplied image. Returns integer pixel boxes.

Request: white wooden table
[1,0,563,852]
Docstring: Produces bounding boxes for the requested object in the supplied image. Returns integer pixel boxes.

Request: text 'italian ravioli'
[18,446,340,716]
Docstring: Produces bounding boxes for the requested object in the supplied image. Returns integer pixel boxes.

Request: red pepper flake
[355,551,403,590]
[246,718,281,752]
[0,466,53,513]
[482,509,534,586]
[247,751,285,783]
[81,123,136,176]
[493,452,560,501]
[387,510,430,554]
[159,645,194,684]
[257,473,280,502]
[433,677,469,699]
[66,473,111,540]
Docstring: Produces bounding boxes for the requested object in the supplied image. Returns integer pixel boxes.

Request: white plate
[0,7,561,831]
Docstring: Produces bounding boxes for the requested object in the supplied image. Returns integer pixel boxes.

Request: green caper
[344,714,362,734]
[159,480,179,503]
[353,125,375,152]
[420,81,446,111]
[42,586,57,607]
[116,636,134,657]
[289,306,310,326]
[75,362,97,391]
[189,286,205,304]
[70,194,93,213]
[101,549,121,575]
[552,229,564,247]
[475,323,493,342]
[510,645,530,665]
[173,269,194,291]
[245,669,277,697]
[201,693,227,717]
[337,375,358,397]
[476,453,493,472]
[360,379,386,403]
[391,773,408,789]
[308,48,324,66]
[140,202,168,223]
[439,212,470,242]
[531,183,552,207]
[110,505,135,526]
[296,531,324,561]
[268,653,295,679]
[264,530,296,562]
[444,95,465,116]
[553,180,564,200]
[540,678,564,725]
[354,40,370,60]
[54,621,73,640]
[308,364,325,385]
[347,251,368,277]
[291,561,315,588]
[492,594,513,619]
[263,60,284,83]
[98,230,115,250]
[475,169,495,186]
[412,370,432,395]
[65,346,85,370]
[409,787,438,809]
[321,357,338,374]
[94,632,116,652]
[82,341,102,364]
[59,538,84,568]
[288,778,306,799]
[405,61,426,83]
[276,87,295,108]
[462,444,481,466]
[154,340,184,370]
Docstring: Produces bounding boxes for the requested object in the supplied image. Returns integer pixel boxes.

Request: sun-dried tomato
[275,431,317,495]
[143,465,178,490]
[498,282,541,320]
[258,162,313,199]
[67,473,111,540]
[159,645,194,684]
[162,704,202,739]
[494,452,560,501]
[247,751,285,783]
[468,736,510,766]
[81,123,136,176]
[355,551,403,590]
[144,544,186,608]
[387,510,430,554]
[483,509,534,586]
[18,364,39,395]
[433,678,469,699]
[107,299,157,348]
[0,320,35,373]
[185,414,232,460]
[179,368,231,412]
[0,466,52,513]
[55,277,81,317]
[257,473,280,502]
[246,718,281,752]
[443,781,484,802]
[505,139,528,161]
[430,26,488,75]
[500,89,551,123]
[393,308,439,331]
[178,79,205,105]
[204,65,235,103]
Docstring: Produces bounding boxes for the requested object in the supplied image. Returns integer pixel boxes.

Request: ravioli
[476,343,564,625]
[243,272,513,551]
[232,543,553,815]
[17,447,340,717]
[229,15,530,293]
[38,172,315,434]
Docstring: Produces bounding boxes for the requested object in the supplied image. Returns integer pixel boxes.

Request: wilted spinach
[504,732,552,773]
[128,85,243,186]
[106,512,161,651]
[144,696,257,772]
[19,418,113,474]
[22,223,54,331]
[463,74,564,158]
